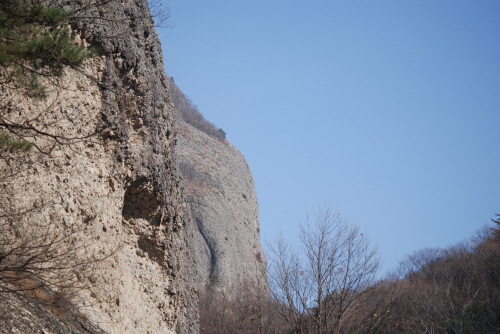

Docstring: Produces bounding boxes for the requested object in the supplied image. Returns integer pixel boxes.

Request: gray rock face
[176,122,267,292]
[75,2,200,331]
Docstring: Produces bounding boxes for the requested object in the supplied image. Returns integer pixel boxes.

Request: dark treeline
[200,208,500,334]
[169,77,226,141]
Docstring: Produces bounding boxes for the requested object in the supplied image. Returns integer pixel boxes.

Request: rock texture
[1,0,269,331]
[0,288,107,334]
[0,1,198,333]
[176,121,267,292]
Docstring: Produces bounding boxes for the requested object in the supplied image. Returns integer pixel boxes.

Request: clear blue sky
[158,1,500,275]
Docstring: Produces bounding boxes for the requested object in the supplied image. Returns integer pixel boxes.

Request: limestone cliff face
[0,1,198,333]
[175,121,267,292]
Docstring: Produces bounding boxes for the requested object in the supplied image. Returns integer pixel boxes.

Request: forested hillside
[200,208,500,334]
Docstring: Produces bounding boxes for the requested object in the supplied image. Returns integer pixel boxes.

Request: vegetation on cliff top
[170,77,227,142]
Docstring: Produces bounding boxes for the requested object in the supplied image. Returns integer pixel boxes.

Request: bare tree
[386,226,500,334]
[268,204,380,334]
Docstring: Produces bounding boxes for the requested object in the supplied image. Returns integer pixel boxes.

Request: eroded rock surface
[0,289,106,334]
[0,1,198,333]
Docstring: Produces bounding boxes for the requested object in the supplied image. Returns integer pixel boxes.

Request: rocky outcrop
[176,121,267,292]
[0,1,198,333]
[1,0,268,331]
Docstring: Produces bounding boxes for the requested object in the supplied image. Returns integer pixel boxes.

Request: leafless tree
[386,226,500,334]
[268,204,380,334]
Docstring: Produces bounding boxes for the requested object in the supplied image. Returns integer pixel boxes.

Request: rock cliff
[1,1,268,332]
[0,1,198,333]
[170,81,267,292]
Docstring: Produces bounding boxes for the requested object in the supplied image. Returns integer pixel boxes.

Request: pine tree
[0,0,95,98]
[0,0,96,149]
